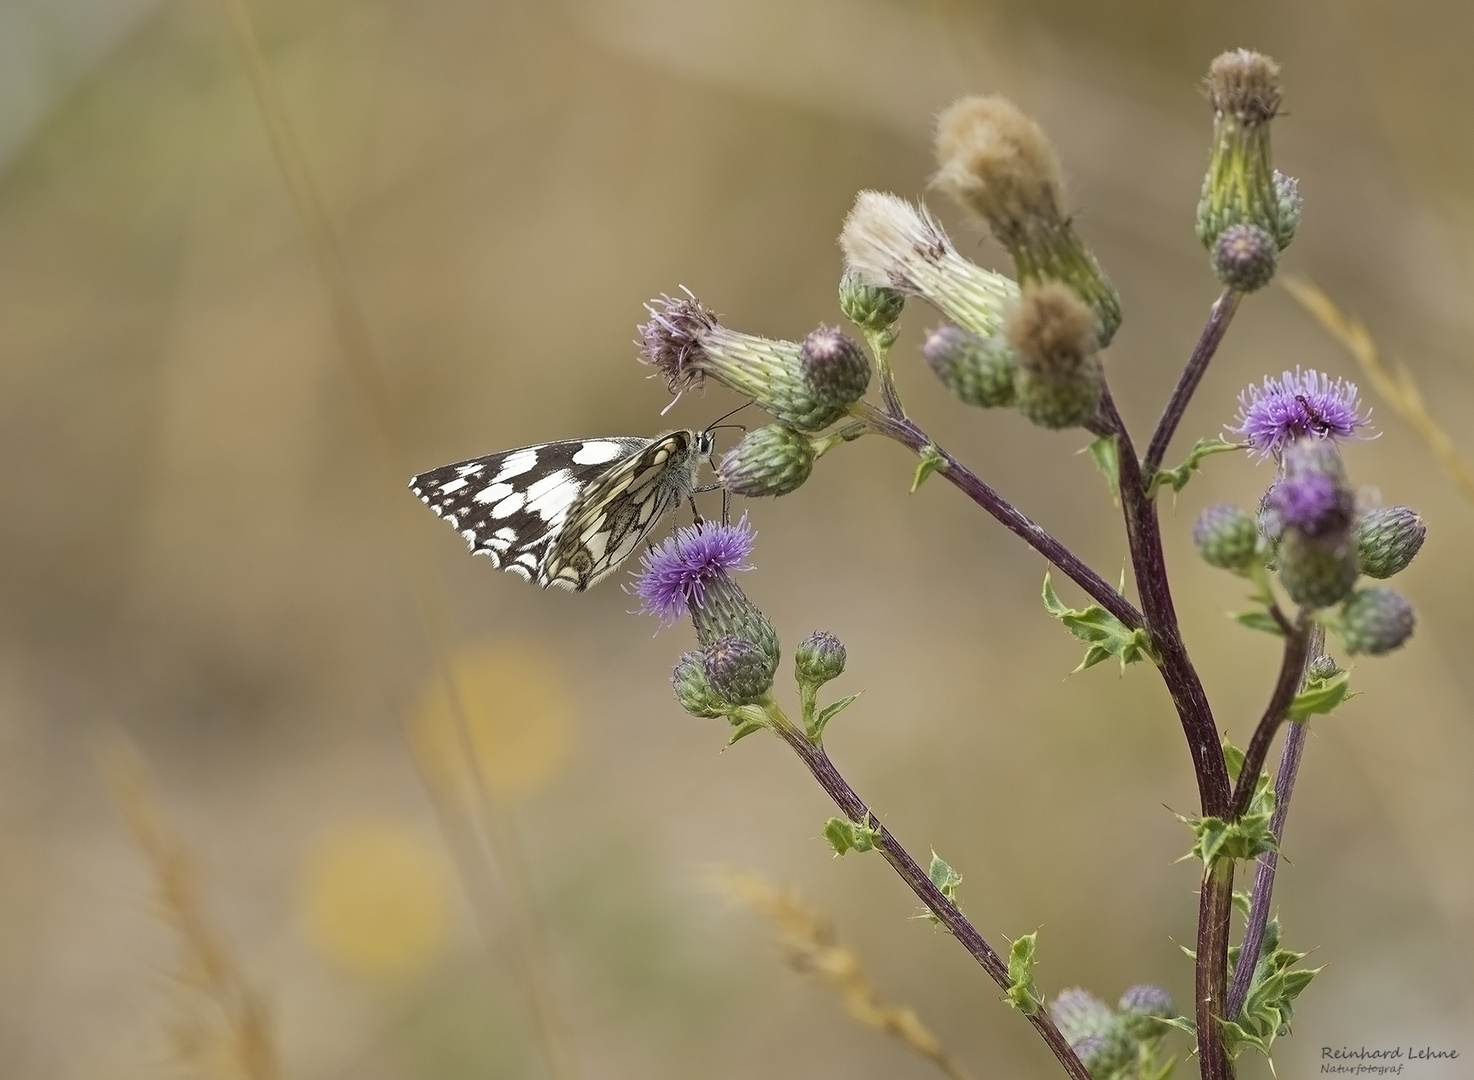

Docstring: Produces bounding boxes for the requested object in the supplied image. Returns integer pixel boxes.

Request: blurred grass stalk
[1283,274,1474,503]
[708,867,977,1080]
[99,735,281,1080]
[215,1,581,1077]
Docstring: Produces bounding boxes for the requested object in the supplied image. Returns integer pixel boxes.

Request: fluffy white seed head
[839,190,953,291]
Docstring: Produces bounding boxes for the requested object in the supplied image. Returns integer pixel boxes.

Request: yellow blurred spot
[300,823,452,980]
[410,639,574,802]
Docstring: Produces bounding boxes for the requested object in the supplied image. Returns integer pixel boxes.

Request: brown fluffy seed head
[933,95,1064,241]
[1206,49,1282,125]
[1006,283,1096,376]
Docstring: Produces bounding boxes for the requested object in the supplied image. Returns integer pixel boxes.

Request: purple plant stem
[1097,386,1235,1080]
[770,719,1093,1080]
[1229,617,1311,821]
[1098,391,1231,816]
[1226,625,1321,1019]
[853,403,1143,631]
[1143,289,1242,477]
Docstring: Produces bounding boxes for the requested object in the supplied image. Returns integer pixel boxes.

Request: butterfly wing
[541,431,707,592]
[409,437,651,582]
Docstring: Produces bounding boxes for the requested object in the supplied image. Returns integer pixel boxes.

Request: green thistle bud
[1193,503,1261,571]
[800,326,871,408]
[690,573,781,668]
[671,651,727,718]
[639,295,858,431]
[1277,528,1359,608]
[718,424,816,497]
[1118,984,1174,1043]
[923,324,1016,408]
[795,631,846,687]
[1340,587,1416,655]
[702,636,775,706]
[1353,505,1426,579]
[1273,170,1301,250]
[1049,988,1117,1043]
[1007,283,1103,430]
[840,191,1019,343]
[1196,50,1284,253]
[838,269,905,340]
[1211,223,1278,292]
[932,95,1121,346]
[1305,654,1342,682]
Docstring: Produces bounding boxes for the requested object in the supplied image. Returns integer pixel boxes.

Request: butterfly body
[410,431,714,591]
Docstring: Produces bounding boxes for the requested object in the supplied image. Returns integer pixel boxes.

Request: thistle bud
[1211,223,1278,293]
[718,424,816,497]
[1193,503,1261,571]
[838,269,905,340]
[703,635,776,706]
[639,295,857,431]
[1196,50,1285,254]
[795,631,846,687]
[800,326,871,407]
[1270,441,1359,607]
[1340,587,1416,655]
[1353,505,1426,579]
[690,573,780,667]
[1049,988,1117,1043]
[672,651,727,718]
[840,191,1019,343]
[1006,283,1103,430]
[1278,528,1360,608]
[923,324,1016,408]
[1118,985,1174,1042]
[1048,990,1135,1074]
[1273,171,1301,250]
[1305,654,1342,683]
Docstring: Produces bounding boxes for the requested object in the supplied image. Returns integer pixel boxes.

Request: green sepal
[1003,932,1043,1014]
[725,719,766,746]
[911,445,946,492]
[1177,740,1277,866]
[924,851,963,925]
[1148,437,1241,498]
[1220,918,1321,1062]
[1230,608,1286,636]
[1288,670,1351,721]
[1081,435,1120,505]
[811,693,860,740]
[823,815,879,856]
[1042,573,1159,673]
[1158,1014,1197,1038]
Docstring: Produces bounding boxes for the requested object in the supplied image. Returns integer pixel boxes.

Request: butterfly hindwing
[409,437,651,577]
[541,431,706,591]
[409,431,711,592]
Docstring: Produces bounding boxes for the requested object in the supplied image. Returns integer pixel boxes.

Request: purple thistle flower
[631,516,755,624]
[637,290,721,396]
[1229,368,1372,458]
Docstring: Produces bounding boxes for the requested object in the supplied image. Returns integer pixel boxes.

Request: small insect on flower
[409,430,716,592]
[1229,368,1373,458]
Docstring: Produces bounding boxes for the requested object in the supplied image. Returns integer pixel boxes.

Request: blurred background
[2,0,1472,1077]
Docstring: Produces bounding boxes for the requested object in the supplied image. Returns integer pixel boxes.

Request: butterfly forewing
[409,431,710,592]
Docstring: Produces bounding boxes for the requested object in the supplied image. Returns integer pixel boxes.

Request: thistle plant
[620,51,1423,1080]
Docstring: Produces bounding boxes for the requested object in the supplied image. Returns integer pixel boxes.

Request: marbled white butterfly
[409,430,716,592]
